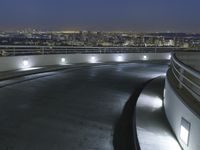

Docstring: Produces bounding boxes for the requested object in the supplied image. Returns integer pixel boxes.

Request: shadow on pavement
[113,81,152,150]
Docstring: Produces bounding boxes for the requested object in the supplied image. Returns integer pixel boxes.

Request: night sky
[0,0,200,32]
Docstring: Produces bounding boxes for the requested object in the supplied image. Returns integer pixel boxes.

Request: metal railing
[0,45,198,57]
[171,53,200,101]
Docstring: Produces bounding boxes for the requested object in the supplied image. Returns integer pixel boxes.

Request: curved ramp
[0,62,167,150]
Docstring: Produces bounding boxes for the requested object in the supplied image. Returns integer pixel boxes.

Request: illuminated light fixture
[168,54,172,60]
[180,118,190,146]
[116,56,123,62]
[23,59,29,66]
[61,58,66,63]
[90,56,97,63]
[143,55,148,60]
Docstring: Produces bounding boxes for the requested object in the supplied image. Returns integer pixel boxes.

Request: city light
[0,32,198,48]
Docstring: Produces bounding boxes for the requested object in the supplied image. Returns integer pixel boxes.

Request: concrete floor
[0,62,167,150]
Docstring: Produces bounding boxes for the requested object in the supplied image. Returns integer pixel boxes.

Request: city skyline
[0,0,200,32]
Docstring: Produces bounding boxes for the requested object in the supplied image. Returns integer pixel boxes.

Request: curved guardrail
[0,45,198,57]
[171,53,200,101]
[165,52,200,150]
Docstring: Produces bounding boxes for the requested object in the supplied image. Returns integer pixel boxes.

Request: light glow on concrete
[21,58,31,69]
[116,55,124,62]
[137,127,182,150]
[90,56,97,63]
[61,58,66,63]
[60,57,67,65]
[20,67,42,71]
[143,55,148,60]
[139,94,163,111]
[23,59,29,66]
[168,54,172,60]
[153,96,163,109]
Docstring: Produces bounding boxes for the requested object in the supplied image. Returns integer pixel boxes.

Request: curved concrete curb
[0,64,102,88]
[134,76,182,150]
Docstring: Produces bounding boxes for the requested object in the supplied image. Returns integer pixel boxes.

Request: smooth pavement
[0,62,168,150]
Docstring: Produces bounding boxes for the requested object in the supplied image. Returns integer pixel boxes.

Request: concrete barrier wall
[164,78,200,150]
[0,53,170,72]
